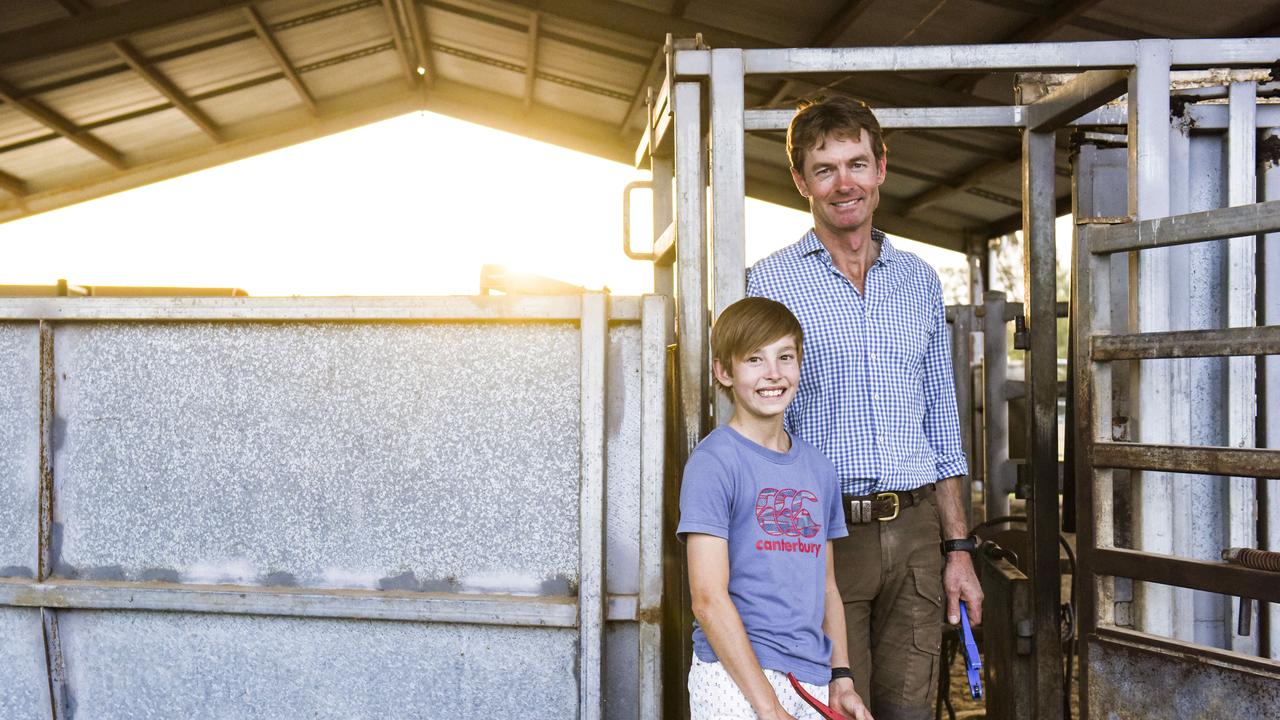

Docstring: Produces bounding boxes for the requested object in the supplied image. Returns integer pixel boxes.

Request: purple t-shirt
[677,425,848,685]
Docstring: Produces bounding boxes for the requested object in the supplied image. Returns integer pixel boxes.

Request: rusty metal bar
[1091,325,1280,360]
[1,578,581,626]
[1092,442,1280,479]
[37,322,54,582]
[1092,549,1280,604]
[1092,625,1280,678]
[1024,68,1128,132]
[1089,198,1280,255]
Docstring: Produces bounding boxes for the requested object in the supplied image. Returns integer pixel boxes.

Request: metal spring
[1222,547,1280,572]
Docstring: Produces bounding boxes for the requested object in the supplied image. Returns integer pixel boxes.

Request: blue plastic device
[958,600,983,700]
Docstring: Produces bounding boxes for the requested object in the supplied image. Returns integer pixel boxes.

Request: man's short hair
[787,95,886,174]
[712,297,804,375]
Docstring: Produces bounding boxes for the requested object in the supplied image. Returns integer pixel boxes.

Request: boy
[679,297,873,720]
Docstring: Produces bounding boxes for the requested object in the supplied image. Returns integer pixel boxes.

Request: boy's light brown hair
[787,95,886,174]
[711,297,804,379]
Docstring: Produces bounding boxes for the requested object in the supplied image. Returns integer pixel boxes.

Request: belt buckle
[876,492,899,522]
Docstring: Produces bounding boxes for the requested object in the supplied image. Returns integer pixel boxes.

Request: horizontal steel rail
[1093,626,1280,678]
[1088,199,1280,255]
[0,578,652,626]
[1091,326,1280,360]
[0,296,644,322]
[1092,442,1280,478]
[0,578,579,627]
[744,106,1023,131]
[1092,549,1280,604]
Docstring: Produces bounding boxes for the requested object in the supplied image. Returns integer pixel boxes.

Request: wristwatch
[942,537,977,555]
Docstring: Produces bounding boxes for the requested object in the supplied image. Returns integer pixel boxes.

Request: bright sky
[2,111,971,298]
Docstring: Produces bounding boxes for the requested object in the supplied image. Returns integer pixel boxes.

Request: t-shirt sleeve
[676,448,734,542]
[825,462,848,540]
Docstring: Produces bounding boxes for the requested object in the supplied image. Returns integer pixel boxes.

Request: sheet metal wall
[0,295,669,719]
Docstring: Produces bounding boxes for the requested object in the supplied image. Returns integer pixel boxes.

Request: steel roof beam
[0,78,125,169]
[0,170,29,197]
[400,0,435,86]
[56,0,222,140]
[244,6,318,115]
[524,11,539,109]
[0,0,256,67]
[764,0,875,107]
[381,0,420,86]
[619,45,664,134]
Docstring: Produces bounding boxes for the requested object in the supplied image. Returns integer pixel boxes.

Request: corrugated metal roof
[0,0,1276,250]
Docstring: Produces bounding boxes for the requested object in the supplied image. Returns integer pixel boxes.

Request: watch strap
[943,537,977,554]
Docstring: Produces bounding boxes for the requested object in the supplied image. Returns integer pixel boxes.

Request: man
[747,95,982,720]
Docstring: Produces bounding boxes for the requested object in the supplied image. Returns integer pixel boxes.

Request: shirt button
[872,392,881,401]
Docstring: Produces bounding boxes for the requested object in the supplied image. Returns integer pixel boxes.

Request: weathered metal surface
[710,48,745,428]
[1089,198,1280,254]
[978,554,1033,720]
[1092,442,1280,479]
[0,295,644,321]
[53,609,579,718]
[1022,126,1064,719]
[1092,548,1280,604]
[0,608,49,719]
[1025,69,1128,132]
[637,296,672,720]
[0,577,580,626]
[606,323,643,599]
[579,294,607,720]
[0,324,38,578]
[1088,628,1280,719]
[1091,325,1280,360]
[50,321,582,592]
[674,79,708,454]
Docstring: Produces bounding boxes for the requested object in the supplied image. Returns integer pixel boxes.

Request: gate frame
[632,36,1280,719]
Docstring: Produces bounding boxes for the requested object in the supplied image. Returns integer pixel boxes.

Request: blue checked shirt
[747,228,969,496]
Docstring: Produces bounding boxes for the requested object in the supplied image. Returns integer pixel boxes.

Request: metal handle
[622,180,655,260]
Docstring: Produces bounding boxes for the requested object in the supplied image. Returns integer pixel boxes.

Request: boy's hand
[829,678,874,720]
[754,705,797,720]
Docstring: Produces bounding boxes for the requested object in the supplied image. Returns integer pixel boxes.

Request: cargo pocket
[909,566,944,703]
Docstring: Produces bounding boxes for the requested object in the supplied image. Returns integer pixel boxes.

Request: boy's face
[713,334,801,424]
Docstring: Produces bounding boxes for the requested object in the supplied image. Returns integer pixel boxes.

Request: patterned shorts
[688,654,829,719]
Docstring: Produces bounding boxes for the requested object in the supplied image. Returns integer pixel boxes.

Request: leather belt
[843,483,936,524]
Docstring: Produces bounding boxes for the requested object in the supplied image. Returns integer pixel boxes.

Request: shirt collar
[800,227,896,266]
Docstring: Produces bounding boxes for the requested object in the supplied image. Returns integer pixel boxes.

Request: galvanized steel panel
[0,323,38,578]
[0,608,49,719]
[51,321,581,593]
[56,609,578,718]
[604,622,639,720]
[199,77,311,127]
[302,52,404,100]
[154,37,279,96]
[93,108,206,159]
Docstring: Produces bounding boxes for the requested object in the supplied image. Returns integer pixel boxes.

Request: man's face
[791,129,886,237]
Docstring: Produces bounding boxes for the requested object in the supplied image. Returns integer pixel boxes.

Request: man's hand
[943,550,983,626]
[829,678,874,720]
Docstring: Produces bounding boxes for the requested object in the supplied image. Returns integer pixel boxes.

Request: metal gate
[0,294,670,719]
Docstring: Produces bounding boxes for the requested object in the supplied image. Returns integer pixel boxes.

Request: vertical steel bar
[1227,79,1259,654]
[37,321,68,720]
[1166,119,1196,642]
[984,291,1012,521]
[950,306,975,530]
[638,294,671,720]
[1259,127,1280,655]
[709,48,745,428]
[674,80,708,453]
[652,154,675,296]
[1128,39,1174,636]
[1263,126,1280,660]
[1022,127,1064,719]
[578,293,608,720]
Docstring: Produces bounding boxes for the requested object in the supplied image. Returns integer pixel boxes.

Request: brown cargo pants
[832,493,944,720]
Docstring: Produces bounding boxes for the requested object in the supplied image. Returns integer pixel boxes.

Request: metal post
[1022,127,1063,719]
[652,154,675,297]
[950,306,976,530]
[1128,39,1174,636]
[578,292,608,720]
[708,48,745,427]
[1227,79,1260,655]
[638,294,671,720]
[984,291,1012,522]
[674,80,708,452]
[1263,126,1280,660]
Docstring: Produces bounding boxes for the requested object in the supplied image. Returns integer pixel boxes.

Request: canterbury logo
[755,487,822,539]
